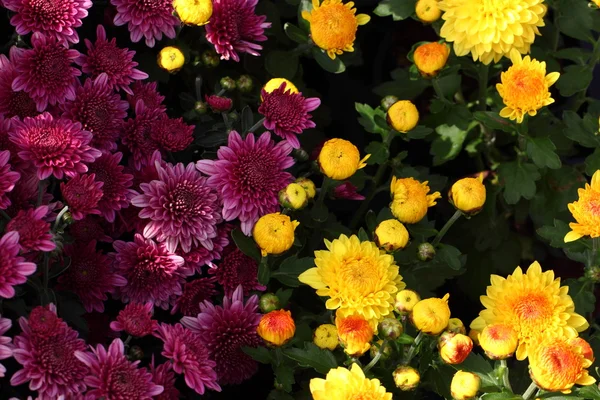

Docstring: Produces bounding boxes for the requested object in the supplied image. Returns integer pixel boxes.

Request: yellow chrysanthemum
[374,219,410,252]
[173,0,213,26]
[252,213,299,257]
[157,46,185,73]
[298,234,405,327]
[313,324,338,351]
[411,294,451,335]
[593,0,600,8]
[470,261,589,360]
[564,170,600,242]
[390,177,441,224]
[415,0,442,23]
[257,309,296,347]
[449,173,486,214]
[387,100,419,133]
[478,323,518,360]
[302,0,370,60]
[279,183,308,210]
[496,50,560,123]
[451,371,480,400]
[413,42,450,78]
[335,311,374,356]
[447,318,466,334]
[393,366,420,391]
[310,363,393,400]
[318,138,370,180]
[395,289,420,313]
[263,78,298,95]
[438,0,547,65]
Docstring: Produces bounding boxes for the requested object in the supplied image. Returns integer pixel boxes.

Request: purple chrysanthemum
[0,231,36,299]
[6,205,55,253]
[332,181,365,200]
[182,285,263,385]
[67,216,113,244]
[111,0,179,48]
[77,25,148,94]
[113,234,186,309]
[61,73,129,152]
[10,112,101,180]
[75,339,164,399]
[120,101,164,169]
[259,82,320,149]
[210,244,265,297]
[205,0,271,62]
[4,170,52,217]
[11,33,81,112]
[110,302,158,337]
[196,131,294,235]
[0,315,12,378]
[132,161,223,254]
[179,223,231,273]
[0,49,38,119]
[151,361,180,400]
[150,115,194,153]
[171,277,218,317]
[127,81,166,112]
[153,323,220,395]
[60,174,104,221]
[0,150,20,210]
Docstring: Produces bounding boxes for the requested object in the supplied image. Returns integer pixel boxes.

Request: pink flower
[0,315,12,378]
[259,82,320,149]
[196,131,294,235]
[171,277,218,317]
[2,0,92,45]
[332,181,365,200]
[132,161,222,254]
[150,115,194,153]
[110,302,158,337]
[210,245,265,297]
[11,305,89,399]
[150,361,180,400]
[205,95,232,112]
[111,0,179,48]
[154,323,220,395]
[10,112,101,180]
[57,241,127,313]
[0,150,20,210]
[120,101,164,169]
[0,50,38,119]
[75,339,164,399]
[205,0,270,62]
[178,223,231,273]
[127,81,166,112]
[182,286,263,385]
[11,33,81,111]
[76,25,148,94]
[4,168,54,217]
[113,234,186,309]
[60,174,104,221]
[6,205,55,253]
[67,216,113,244]
[0,231,36,298]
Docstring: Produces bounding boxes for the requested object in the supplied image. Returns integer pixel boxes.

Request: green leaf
[406,125,433,139]
[272,256,314,287]
[565,278,596,315]
[556,65,594,97]
[573,385,600,400]
[407,219,438,241]
[365,210,377,232]
[364,141,389,165]
[241,106,254,133]
[312,47,345,74]
[282,343,337,374]
[274,364,295,392]
[554,48,592,63]
[265,51,299,80]
[283,22,308,44]
[564,111,600,148]
[473,111,515,132]
[373,0,416,20]
[556,0,595,42]
[232,229,261,261]
[373,68,429,100]
[276,288,294,307]
[430,124,467,165]
[526,137,561,169]
[357,227,369,241]
[397,333,415,344]
[585,148,600,176]
[452,353,501,390]
[435,245,463,271]
[258,258,270,285]
[355,103,387,135]
[241,346,272,364]
[480,393,523,400]
[498,162,541,204]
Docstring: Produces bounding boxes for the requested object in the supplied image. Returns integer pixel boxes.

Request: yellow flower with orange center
[497,50,560,123]
[411,294,451,335]
[256,309,296,346]
[310,363,393,400]
[318,138,370,180]
[413,42,450,78]
[390,177,441,224]
[478,323,518,360]
[565,170,600,242]
[298,234,405,328]
[302,0,370,60]
[335,311,374,356]
[529,334,596,393]
[470,261,589,360]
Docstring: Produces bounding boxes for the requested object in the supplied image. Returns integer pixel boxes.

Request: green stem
[221,112,232,130]
[404,331,425,364]
[363,339,388,372]
[500,359,513,392]
[0,210,10,221]
[522,381,538,400]
[53,206,69,232]
[316,177,334,206]
[477,65,489,111]
[432,210,462,246]
[247,117,265,133]
[432,78,450,104]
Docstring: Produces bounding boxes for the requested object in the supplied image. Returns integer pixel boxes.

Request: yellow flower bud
[263,78,299,95]
[336,312,374,357]
[386,100,419,133]
[468,329,480,346]
[295,177,316,199]
[279,183,308,210]
[393,366,420,391]
[257,309,296,347]
[479,323,518,360]
[450,371,480,400]
[313,324,338,351]
[447,318,466,335]
[438,332,473,365]
[411,294,451,335]
[413,42,450,78]
[374,219,409,252]
[395,289,420,313]
[390,177,441,224]
[449,174,486,215]
[415,0,442,23]
[318,138,370,180]
[157,47,185,73]
[569,337,595,363]
[173,0,213,26]
[252,213,299,257]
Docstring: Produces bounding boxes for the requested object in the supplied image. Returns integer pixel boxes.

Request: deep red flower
[332,181,365,200]
[150,115,195,153]
[210,245,266,297]
[0,314,12,378]
[111,0,179,47]
[205,95,232,112]
[0,231,36,299]
[120,101,164,169]
[178,223,231,274]
[60,174,104,221]
[0,149,20,210]
[127,81,166,112]
[171,277,218,317]
[110,302,158,337]
[6,205,55,253]
[0,49,38,119]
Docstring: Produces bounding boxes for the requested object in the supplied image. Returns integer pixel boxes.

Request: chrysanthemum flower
[75,338,164,399]
[564,171,600,242]
[332,181,365,200]
[411,294,451,335]
[4,170,50,217]
[299,234,405,327]
[438,0,547,64]
[181,286,263,385]
[313,324,338,351]
[257,309,296,347]
[10,112,101,180]
[0,231,36,299]
[151,360,180,400]
[57,241,127,312]
[318,138,370,180]
[450,370,480,400]
[196,131,294,235]
[310,363,392,400]
[387,100,419,133]
[111,0,179,47]
[205,94,233,112]
[390,176,441,224]
[67,216,113,244]
[173,0,213,25]
[6,205,55,253]
[497,50,559,123]
[258,82,320,149]
[0,150,20,210]
[126,81,166,112]
[253,212,299,257]
[157,46,185,73]
[0,315,12,378]
[449,173,486,214]
[470,261,589,360]
[60,174,104,221]
[179,223,231,273]
[205,0,271,61]
[11,33,81,112]
[438,332,473,364]
[171,277,218,316]
[413,42,450,78]
[150,115,194,153]
[210,245,266,297]
[478,323,518,360]
[154,323,221,395]
[302,0,370,59]
[0,50,38,119]
[120,101,164,169]
[77,25,149,94]
[110,302,158,337]
[335,312,374,356]
[11,305,89,399]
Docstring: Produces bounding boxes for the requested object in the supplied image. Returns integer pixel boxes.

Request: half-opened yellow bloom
[411,294,451,335]
[449,173,486,214]
[318,138,370,180]
[257,310,296,346]
[415,0,442,23]
[478,323,518,360]
[451,371,480,400]
[390,177,441,224]
[173,0,213,25]
[310,363,393,400]
[413,42,450,78]
[314,324,338,351]
[157,46,185,73]
[565,170,600,242]
[302,0,370,59]
[336,311,374,356]
[387,100,419,132]
[253,213,299,257]
[471,261,589,360]
[374,219,409,252]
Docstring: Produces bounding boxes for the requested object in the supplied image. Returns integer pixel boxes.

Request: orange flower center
[502,67,546,110]
[506,292,553,336]
[310,3,358,51]
[339,256,379,295]
[538,343,583,384]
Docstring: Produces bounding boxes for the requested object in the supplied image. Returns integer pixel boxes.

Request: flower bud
[295,177,316,199]
[568,337,594,363]
[369,339,392,359]
[201,49,219,67]
[416,243,435,262]
[62,211,74,226]
[413,42,450,78]
[449,173,486,215]
[220,77,236,91]
[411,294,450,335]
[377,318,403,340]
[380,95,399,111]
[479,323,518,360]
[194,101,208,115]
[292,148,310,162]
[313,324,338,351]
[387,100,419,133]
[259,293,280,313]
[585,265,600,283]
[451,371,480,400]
[257,309,296,347]
[395,289,420,314]
[438,332,473,365]
[415,0,442,23]
[336,312,374,356]
[173,0,212,25]
[278,183,309,210]
[128,345,144,361]
[374,219,409,252]
[157,46,185,73]
[263,78,298,95]
[253,213,299,257]
[236,74,254,93]
[318,138,370,181]
[393,366,420,391]
[205,95,232,113]
[447,318,466,335]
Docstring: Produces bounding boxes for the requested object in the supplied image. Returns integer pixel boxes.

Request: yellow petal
[564,230,583,243]
[301,10,311,21]
[546,71,560,86]
[298,268,326,289]
[591,170,600,191]
[356,14,370,25]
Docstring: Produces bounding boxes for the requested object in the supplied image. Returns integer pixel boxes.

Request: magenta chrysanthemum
[0,315,12,378]
[11,305,89,399]
[182,285,263,385]
[6,205,55,253]
[259,83,320,149]
[61,73,129,152]
[87,152,135,223]
[60,174,104,221]
[113,234,186,309]
[154,323,221,395]
[77,25,148,94]
[10,112,101,180]
[205,0,271,62]
[210,245,265,297]
[11,33,81,111]
[150,116,194,153]
[0,150,20,210]
[171,277,218,317]
[120,101,164,169]
[0,231,36,299]
[196,131,294,235]
[332,181,365,200]
[205,94,232,112]
[127,81,166,112]
[111,0,179,48]
[110,302,158,337]
[179,223,231,273]
[0,50,38,119]
[132,161,223,254]
[57,240,127,312]
[75,339,164,399]
[67,216,113,244]
[151,361,180,400]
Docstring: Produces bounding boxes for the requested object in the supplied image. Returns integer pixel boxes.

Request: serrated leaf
[312,47,345,74]
[526,137,561,169]
[565,278,596,315]
[272,256,314,287]
[573,385,600,400]
[585,148,600,176]
[364,141,389,165]
[473,111,515,132]
[241,346,272,364]
[373,0,416,20]
[274,364,295,392]
[283,22,308,44]
[564,111,600,148]
[431,124,467,165]
[406,125,433,139]
[498,161,541,204]
[282,343,337,374]
[355,103,387,135]
[435,244,463,271]
[556,65,593,97]
[537,219,589,256]
[232,229,261,261]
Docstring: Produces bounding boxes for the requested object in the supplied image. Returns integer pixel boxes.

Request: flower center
[236,151,279,192]
[539,343,582,384]
[29,126,69,160]
[310,3,358,50]
[507,292,554,337]
[38,334,85,380]
[7,91,38,119]
[503,67,546,110]
[29,0,66,21]
[261,93,304,127]
[138,0,172,11]
[35,47,71,87]
[339,256,379,295]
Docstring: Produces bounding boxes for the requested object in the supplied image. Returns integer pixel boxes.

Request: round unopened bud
[387,100,419,133]
[369,339,392,360]
[413,42,450,78]
[279,183,308,210]
[438,332,473,365]
[417,242,436,261]
[157,46,185,73]
[380,95,399,111]
[415,0,442,23]
[292,148,310,162]
[393,366,420,391]
[194,101,208,115]
[295,177,316,199]
[374,219,409,252]
[411,294,450,335]
[313,324,338,351]
[259,293,280,313]
[447,318,466,335]
[62,211,74,225]
[585,265,600,283]
[449,174,486,215]
[201,49,219,68]
[220,77,236,91]
[395,289,420,314]
[236,74,253,93]
[128,345,144,361]
[377,318,403,340]
[479,323,518,360]
[227,112,238,122]
[451,371,480,400]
